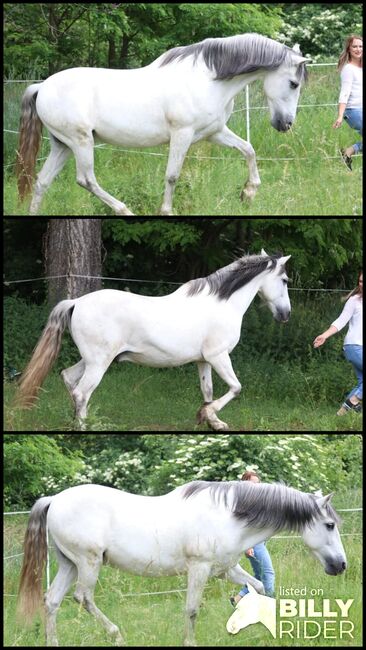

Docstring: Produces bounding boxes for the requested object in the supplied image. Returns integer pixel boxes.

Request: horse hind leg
[29,134,71,215]
[71,362,109,427]
[72,135,135,215]
[73,553,124,644]
[61,360,85,404]
[44,548,77,646]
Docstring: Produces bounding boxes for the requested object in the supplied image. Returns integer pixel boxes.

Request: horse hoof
[116,207,135,215]
[240,188,256,202]
[211,422,229,431]
[196,402,212,424]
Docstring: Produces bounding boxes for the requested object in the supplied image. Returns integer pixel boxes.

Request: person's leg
[337,345,363,415]
[343,109,363,158]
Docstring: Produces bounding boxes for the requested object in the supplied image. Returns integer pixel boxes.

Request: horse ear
[293,53,312,65]
[247,582,257,594]
[278,255,291,266]
[261,248,268,257]
[292,43,301,53]
[316,493,334,507]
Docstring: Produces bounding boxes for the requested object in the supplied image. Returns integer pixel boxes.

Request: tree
[44,219,102,305]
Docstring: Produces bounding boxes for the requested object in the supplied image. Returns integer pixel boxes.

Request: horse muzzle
[271,115,293,132]
[324,558,347,575]
[275,309,291,323]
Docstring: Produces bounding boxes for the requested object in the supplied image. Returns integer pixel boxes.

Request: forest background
[4,3,363,78]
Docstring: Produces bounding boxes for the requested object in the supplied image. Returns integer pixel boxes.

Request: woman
[332,35,363,170]
[313,271,363,415]
[230,470,275,606]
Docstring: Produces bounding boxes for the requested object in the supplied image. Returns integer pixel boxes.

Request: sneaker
[340,148,352,171]
[338,398,362,415]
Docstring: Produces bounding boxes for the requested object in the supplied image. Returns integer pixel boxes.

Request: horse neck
[226,270,268,317]
[239,523,275,550]
[216,69,266,103]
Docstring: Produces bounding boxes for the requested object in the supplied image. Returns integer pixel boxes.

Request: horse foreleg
[225,564,265,595]
[197,351,241,430]
[197,361,213,400]
[209,126,261,201]
[184,561,212,646]
[160,128,193,215]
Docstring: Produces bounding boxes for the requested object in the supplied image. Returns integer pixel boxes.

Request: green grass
[4,362,363,431]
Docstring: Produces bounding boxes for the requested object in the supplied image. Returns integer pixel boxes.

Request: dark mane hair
[160,33,308,82]
[182,481,340,532]
[186,253,281,300]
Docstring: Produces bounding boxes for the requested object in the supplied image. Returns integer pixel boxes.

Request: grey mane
[160,33,308,82]
[182,481,340,532]
[186,253,280,300]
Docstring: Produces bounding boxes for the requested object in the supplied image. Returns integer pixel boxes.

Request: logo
[227,584,354,639]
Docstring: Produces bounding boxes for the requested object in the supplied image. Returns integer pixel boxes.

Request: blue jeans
[238,542,275,597]
[344,344,363,400]
[344,108,363,153]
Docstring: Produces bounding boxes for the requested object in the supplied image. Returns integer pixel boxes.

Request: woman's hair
[342,270,363,302]
[337,34,363,70]
[241,470,260,481]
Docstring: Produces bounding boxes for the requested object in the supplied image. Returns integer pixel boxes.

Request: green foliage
[5,3,362,79]
[279,4,363,60]
[3,434,83,509]
[23,434,362,506]
[4,3,284,76]
[4,296,78,369]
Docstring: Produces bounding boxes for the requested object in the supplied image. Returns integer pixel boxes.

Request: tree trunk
[44,219,102,306]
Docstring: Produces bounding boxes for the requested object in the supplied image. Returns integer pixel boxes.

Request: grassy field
[4,489,362,646]
[4,362,363,431]
[4,66,362,216]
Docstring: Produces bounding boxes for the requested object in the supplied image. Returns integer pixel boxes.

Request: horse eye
[326,523,335,531]
[290,81,299,89]
[282,279,288,284]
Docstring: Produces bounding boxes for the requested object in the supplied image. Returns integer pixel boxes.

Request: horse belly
[105,545,187,576]
[118,344,202,367]
[94,114,171,147]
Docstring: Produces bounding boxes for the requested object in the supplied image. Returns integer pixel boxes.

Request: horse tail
[16,299,76,407]
[17,496,53,623]
[16,83,43,201]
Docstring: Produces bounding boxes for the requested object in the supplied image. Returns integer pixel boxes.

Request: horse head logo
[227,583,276,638]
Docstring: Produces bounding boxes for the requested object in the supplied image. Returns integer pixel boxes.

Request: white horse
[16,250,291,430]
[227,583,276,637]
[16,33,309,215]
[17,480,347,646]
